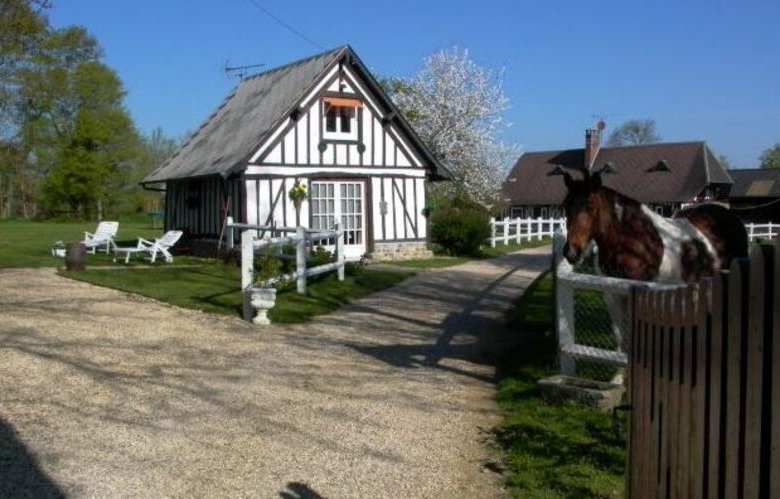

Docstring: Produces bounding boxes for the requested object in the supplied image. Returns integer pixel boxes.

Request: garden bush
[429,201,491,256]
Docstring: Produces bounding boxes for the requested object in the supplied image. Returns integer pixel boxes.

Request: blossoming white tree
[389,47,518,207]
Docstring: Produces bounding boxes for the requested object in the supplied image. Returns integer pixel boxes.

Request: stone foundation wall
[370,241,433,262]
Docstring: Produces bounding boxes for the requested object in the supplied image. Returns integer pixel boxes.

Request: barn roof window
[648,159,671,172]
[546,164,566,176]
[599,162,617,174]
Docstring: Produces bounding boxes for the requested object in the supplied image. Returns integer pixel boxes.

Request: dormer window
[323,97,361,141]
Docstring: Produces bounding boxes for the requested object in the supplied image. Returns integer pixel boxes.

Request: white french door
[310,181,366,259]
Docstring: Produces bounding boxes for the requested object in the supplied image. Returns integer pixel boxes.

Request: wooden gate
[628,240,779,498]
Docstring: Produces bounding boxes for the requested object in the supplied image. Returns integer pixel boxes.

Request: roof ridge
[241,45,347,81]
[600,140,705,152]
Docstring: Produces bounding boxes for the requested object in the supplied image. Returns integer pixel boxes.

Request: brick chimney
[584,120,605,170]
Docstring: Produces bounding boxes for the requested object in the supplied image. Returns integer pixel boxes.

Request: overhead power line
[246,0,326,51]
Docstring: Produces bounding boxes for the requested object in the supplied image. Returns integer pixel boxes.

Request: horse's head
[561,169,607,264]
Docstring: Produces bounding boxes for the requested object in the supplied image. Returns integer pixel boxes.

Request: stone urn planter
[248,287,277,325]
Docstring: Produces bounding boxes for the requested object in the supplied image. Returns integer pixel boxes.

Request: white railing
[746,222,778,242]
[489,217,565,247]
[235,223,345,322]
[553,234,675,378]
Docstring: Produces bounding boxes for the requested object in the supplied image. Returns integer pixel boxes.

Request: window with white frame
[322,97,360,141]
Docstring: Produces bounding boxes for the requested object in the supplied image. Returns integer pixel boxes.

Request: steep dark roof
[144,46,448,183]
[502,142,733,205]
[729,168,780,197]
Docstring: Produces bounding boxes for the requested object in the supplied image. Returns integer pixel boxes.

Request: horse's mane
[598,185,642,211]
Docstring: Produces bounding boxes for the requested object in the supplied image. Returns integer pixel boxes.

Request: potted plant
[248,250,282,325]
[288,180,308,226]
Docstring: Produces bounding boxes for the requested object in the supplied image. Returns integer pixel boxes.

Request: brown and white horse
[561,169,748,284]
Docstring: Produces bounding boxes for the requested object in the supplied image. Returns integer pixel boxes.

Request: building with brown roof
[728,168,780,222]
[502,125,733,218]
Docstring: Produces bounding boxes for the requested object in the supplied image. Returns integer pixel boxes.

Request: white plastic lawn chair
[82,221,119,254]
[114,230,183,264]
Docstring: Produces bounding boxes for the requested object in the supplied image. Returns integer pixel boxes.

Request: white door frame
[310,180,367,260]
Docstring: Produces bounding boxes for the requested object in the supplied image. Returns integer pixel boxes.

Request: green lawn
[63,262,412,324]
[0,219,162,268]
[493,272,626,498]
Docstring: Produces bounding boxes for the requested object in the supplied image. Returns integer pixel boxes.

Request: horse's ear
[563,172,574,190]
[590,170,602,189]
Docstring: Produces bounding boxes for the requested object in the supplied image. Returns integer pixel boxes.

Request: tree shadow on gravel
[0,415,65,498]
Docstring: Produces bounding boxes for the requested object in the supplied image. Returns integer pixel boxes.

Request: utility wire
[246,0,326,51]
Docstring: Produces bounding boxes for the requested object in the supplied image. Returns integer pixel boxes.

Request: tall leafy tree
[387,47,518,207]
[0,0,50,217]
[759,143,780,169]
[40,61,139,218]
[1,1,142,220]
[606,119,661,146]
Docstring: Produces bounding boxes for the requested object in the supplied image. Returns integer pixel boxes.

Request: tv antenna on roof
[224,62,266,80]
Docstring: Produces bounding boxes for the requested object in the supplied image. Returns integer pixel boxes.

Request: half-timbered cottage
[502,124,733,218]
[142,46,449,260]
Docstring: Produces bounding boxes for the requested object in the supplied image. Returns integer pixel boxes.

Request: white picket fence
[489,217,566,247]
[746,222,778,241]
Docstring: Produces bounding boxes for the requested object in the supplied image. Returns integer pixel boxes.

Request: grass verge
[493,271,625,497]
[62,262,412,324]
[392,238,554,270]
[0,220,161,268]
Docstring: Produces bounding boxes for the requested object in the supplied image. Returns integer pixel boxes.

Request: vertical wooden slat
[629,288,638,496]
[636,288,651,498]
[676,286,694,497]
[706,273,728,497]
[708,271,728,499]
[649,291,661,498]
[629,287,641,497]
[647,290,658,495]
[658,290,670,497]
[639,289,652,498]
[667,289,681,497]
[744,247,766,499]
[690,279,710,498]
[760,244,775,499]
[725,258,748,498]
[771,239,780,498]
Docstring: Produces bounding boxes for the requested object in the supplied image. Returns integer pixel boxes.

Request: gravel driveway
[0,247,550,498]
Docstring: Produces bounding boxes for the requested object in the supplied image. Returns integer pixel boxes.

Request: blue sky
[49,0,779,168]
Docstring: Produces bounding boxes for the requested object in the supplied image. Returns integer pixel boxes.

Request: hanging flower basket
[289,181,308,225]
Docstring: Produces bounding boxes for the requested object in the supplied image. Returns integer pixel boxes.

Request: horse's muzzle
[562,242,581,264]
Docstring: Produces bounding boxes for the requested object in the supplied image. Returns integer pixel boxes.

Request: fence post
[747,223,755,242]
[296,226,306,294]
[241,229,254,321]
[553,234,576,375]
[227,216,234,249]
[490,217,496,248]
[536,217,543,240]
[336,223,345,281]
[515,218,522,244]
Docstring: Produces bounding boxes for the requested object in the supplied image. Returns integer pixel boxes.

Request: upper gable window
[323,97,361,141]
